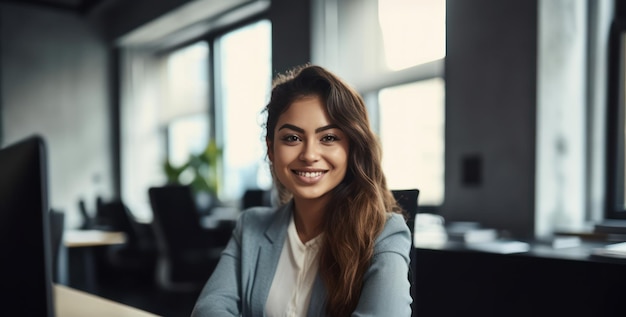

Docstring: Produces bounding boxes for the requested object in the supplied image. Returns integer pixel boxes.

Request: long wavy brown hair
[263,64,404,316]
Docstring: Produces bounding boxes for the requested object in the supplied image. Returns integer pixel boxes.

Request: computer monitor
[0,135,54,316]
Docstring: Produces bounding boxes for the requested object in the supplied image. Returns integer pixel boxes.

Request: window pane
[160,41,211,187]
[168,114,209,168]
[161,42,209,121]
[379,78,445,205]
[378,0,446,71]
[217,20,272,201]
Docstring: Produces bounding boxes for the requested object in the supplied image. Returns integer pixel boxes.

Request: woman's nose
[299,141,320,162]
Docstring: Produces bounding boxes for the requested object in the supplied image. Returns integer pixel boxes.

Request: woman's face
[268,95,349,204]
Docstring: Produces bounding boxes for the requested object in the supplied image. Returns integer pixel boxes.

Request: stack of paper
[591,241,626,259]
[467,240,530,254]
[446,222,498,244]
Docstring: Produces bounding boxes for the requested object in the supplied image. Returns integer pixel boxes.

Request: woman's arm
[190,217,244,317]
[353,215,413,316]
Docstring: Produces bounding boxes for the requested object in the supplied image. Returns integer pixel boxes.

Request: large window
[120,17,271,220]
[215,20,273,201]
[160,42,210,168]
[377,0,445,70]
[314,0,446,208]
[379,79,445,206]
[377,0,445,206]
[160,20,272,204]
[159,20,272,205]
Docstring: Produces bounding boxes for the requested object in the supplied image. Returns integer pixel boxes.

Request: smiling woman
[269,95,350,216]
[191,64,413,317]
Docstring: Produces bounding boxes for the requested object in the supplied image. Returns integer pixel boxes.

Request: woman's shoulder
[374,213,412,257]
[381,213,411,235]
[236,204,290,234]
[238,206,280,227]
[240,205,276,219]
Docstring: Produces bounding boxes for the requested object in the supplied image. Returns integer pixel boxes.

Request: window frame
[363,69,445,213]
[371,76,446,209]
[155,11,270,141]
[351,0,446,211]
[155,13,271,201]
[606,18,626,220]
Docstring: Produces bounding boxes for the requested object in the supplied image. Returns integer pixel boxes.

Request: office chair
[94,199,158,283]
[78,199,94,230]
[392,189,420,236]
[148,185,231,292]
[49,209,65,283]
[241,188,272,210]
[391,188,420,314]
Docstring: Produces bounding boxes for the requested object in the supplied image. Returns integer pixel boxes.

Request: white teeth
[296,171,323,178]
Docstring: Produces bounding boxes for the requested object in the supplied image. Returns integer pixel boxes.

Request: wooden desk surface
[55,284,158,317]
[64,229,126,248]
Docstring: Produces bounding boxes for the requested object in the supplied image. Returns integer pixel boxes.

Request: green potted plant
[162,139,222,211]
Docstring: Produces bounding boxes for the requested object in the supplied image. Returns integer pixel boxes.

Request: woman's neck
[292,197,326,244]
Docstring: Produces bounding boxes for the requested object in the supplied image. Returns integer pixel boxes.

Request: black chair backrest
[96,200,141,246]
[242,189,272,210]
[148,185,205,253]
[391,188,420,314]
[78,199,94,230]
[392,189,420,234]
[48,209,64,283]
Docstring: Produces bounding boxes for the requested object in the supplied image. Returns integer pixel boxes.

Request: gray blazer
[191,202,413,317]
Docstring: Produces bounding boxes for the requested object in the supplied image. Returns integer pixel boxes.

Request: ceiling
[0,0,114,15]
[0,0,266,47]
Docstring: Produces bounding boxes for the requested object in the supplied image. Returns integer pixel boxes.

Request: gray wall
[0,4,113,228]
[269,0,312,75]
[441,0,538,238]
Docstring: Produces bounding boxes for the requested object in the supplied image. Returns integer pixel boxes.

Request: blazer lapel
[250,203,292,315]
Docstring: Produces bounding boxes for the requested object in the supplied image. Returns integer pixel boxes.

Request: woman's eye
[281,135,301,143]
[321,134,339,143]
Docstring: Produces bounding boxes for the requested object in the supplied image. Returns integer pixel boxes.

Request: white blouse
[265,214,323,317]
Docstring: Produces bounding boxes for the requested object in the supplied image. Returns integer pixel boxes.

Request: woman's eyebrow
[278,123,340,134]
[315,124,340,133]
[278,124,304,133]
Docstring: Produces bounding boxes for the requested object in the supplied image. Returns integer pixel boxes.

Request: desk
[55,284,158,317]
[64,229,126,247]
[62,230,127,293]
[412,241,626,317]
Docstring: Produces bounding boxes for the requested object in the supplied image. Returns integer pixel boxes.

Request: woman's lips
[292,169,327,184]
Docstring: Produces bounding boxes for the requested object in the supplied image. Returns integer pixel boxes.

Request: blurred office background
[0,0,622,316]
